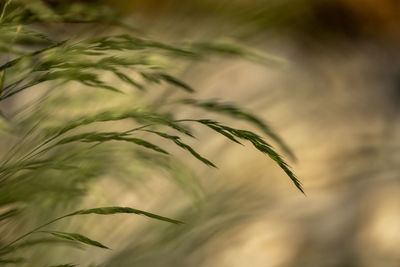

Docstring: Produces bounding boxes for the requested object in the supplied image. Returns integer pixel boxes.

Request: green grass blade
[114,71,145,90]
[182,99,295,160]
[41,231,109,249]
[2,207,182,250]
[67,206,183,224]
[48,264,76,267]
[186,119,304,193]
[51,110,194,139]
[0,258,25,264]
[157,73,194,93]
[54,132,169,155]
[0,40,67,72]
[145,130,216,168]
[0,208,19,221]
[0,70,5,94]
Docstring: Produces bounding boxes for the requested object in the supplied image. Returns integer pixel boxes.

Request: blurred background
[1,0,399,266]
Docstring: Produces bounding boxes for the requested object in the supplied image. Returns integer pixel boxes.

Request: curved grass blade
[141,72,194,93]
[0,208,19,222]
[0,25,52,43]
[185,119,303,193]
[200,121,242,145]
[91,35,197,57]
[250,139,303,194]
[0,40,67,72]
[52,110,193,138]
[157,73,194,93]
[114,71,145,91]
[145,130,216,168]
[2,206,182,250]
[38,70,123,94]
[0,70,5,94]
[67,206,183,224]
[41,231,109,249]
[53,132,169,155]
[190,39,284,66]
[181,99,295,160]
[48,265,76,267]
[0,258,25,264]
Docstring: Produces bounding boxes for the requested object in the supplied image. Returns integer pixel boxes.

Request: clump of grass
[0,0,302,265]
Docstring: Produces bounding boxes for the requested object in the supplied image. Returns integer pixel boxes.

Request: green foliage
[0,0,302,265]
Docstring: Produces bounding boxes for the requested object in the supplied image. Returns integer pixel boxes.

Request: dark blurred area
[105,0,400,40]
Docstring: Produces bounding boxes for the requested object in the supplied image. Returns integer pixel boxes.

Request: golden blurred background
[1,0,399,266]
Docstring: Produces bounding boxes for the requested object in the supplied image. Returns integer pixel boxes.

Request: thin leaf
[54,132,169,155]
[181,99,295,160]
[114,71,145,90]
[145,130,216,168]
[0,208,19,221]
[37,70,123,93]
[0,40,67,72]
[0,25,52,43]
[195,120,304,193]
[53,110,193,138]
[140,72,194,93]
[90,35,197,57]
[157,73,194,93]
[41,231,109,249]
[0,70,5,94]
[67,206,183,224]
[3,207,182,250]
[0,257,25,264]
[203,121,242,145]
[191,39,284,66]
[48,264,76,267]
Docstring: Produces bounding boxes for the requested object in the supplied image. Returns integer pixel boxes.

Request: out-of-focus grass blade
[0,258,25,264]
[41,231,109,249]
[0,159,77,178]
[48,264,76,267]
[54,132,169,155]
[119,137,169,154]
[22,0,61,22]
[0,40,67,72]
[0,25,52,43]
[190,39,285,67]
[141,72,194,93]
[2,207,182,250]
[67,206,183,224]
[0,70,5,94]
[51,109,193,138]
[91,35,197,57]
[0,208,19,221]
[114,71,145,90]
[38,70,123,94]
[157,73,194,93]
[0,238,83,256]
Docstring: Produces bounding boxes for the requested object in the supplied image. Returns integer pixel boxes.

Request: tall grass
[0,1,301,265]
